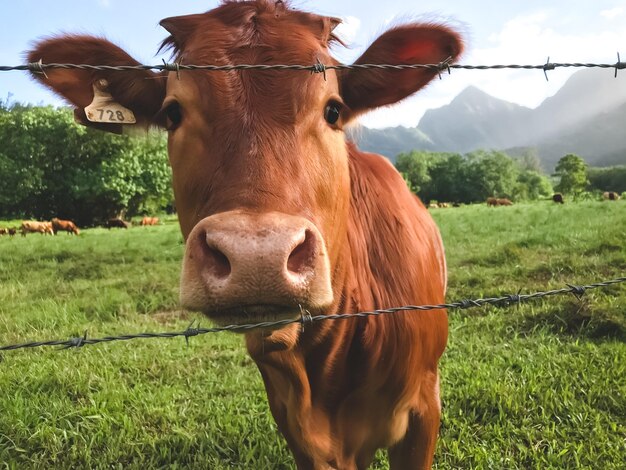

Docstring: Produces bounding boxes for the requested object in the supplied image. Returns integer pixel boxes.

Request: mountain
[352,69,626,169]
[417,86,533,152]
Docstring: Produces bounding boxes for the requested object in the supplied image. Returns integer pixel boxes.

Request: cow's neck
[243,144,441,466]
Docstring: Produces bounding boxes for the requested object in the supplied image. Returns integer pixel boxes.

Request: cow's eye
[324,102,341,126]
[164,102,182,130]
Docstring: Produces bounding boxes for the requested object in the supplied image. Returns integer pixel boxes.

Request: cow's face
[28,1,462,335]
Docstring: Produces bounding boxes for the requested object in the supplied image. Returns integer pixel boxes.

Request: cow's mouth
[202,304,305,329]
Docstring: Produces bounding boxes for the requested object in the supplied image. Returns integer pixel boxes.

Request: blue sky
[1,0,625,128]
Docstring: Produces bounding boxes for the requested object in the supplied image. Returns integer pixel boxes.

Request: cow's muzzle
[180,211,333,327]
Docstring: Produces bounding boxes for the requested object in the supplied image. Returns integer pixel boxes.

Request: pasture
[1,201,625,469]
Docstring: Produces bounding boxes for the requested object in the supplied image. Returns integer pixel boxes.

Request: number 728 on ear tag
[85,80,137,124]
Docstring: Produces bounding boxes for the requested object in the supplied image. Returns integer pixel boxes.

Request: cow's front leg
[387,372,442,470]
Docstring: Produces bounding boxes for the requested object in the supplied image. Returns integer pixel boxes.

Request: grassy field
[0,202,625,469]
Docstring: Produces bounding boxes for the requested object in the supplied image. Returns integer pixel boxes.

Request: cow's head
[29,0,462,340]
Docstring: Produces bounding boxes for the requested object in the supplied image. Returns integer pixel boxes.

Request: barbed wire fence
[0,56,624,354]
[0,54,624,81]
[1,277,624,353]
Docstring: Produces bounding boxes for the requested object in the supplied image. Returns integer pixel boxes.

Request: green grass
[0,201,625,469]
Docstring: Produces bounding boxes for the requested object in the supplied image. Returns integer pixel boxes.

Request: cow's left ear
[27,35,167,133]
[340,24,463,120]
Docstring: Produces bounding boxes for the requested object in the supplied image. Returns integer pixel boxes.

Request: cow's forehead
[161,1,341,64]
[160,1,342,122]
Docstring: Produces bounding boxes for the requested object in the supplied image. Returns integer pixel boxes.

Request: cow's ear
[27,35,167,133]
[340,24,463,120]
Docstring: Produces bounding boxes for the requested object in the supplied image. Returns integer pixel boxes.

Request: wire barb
[299,305,313,332]
[162,58,182,80]
[27,59,48,79]
[183,320,200,346]
[615,52,624,78]
[543,56,555,81]
[312,57,327,80]
[566,283,587,300]
[436,56,453,79]
[60,330,88,350]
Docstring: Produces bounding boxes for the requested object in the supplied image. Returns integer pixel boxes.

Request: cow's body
[20,221,54,236]
[29,2,462,467]
[140,217,160,226]
[106,218,131,229]
[51,218,80,235]
[553,193,564,204]
[603,191,620,201]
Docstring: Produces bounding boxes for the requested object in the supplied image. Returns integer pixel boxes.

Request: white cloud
[361,10,626,128]
[600,7,624,20]
[335,16,361,44]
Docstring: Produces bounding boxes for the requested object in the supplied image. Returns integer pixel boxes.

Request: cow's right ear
[27,35,167,133]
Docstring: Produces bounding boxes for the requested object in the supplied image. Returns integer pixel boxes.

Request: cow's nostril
[200,233,231,279]
[287,229,315,275]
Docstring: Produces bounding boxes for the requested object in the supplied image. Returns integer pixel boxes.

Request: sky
[1,0,625,129]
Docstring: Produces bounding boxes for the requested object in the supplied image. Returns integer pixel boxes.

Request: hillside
[352,68,626,169]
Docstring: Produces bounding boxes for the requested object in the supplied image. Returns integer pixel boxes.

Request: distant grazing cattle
[428,203,438,209]
[140,216,160,226]
[51,218,80,235]
[437,202,450,208]
[487,197,513,206]
[106,218,131,229]
[603,191,620,201]
[8,228,16,236]
[20,221,54,236]
[29,2,462,467]
[0,228,7,236]
[552,193,564,204]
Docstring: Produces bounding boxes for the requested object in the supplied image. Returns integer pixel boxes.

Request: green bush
[0,104,173,225]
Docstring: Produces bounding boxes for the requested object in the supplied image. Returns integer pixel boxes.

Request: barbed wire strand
[1,277,623,352]
[0,57,624,76]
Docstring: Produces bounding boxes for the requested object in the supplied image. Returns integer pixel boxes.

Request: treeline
[395,150,553,204]
[396,150,626,203]
[0,104,173,226]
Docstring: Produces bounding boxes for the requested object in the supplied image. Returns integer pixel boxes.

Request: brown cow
[603,191,620,201]
[20,221,54,236]
[496,198,513,206]
[51,218,80,235]
[106,218,131,229]
[8,228,17,237]
[552,193,564,204]
[0,228,7,236]
[29,3,462,468]
[486,196,498,206]
[140,216,160,226]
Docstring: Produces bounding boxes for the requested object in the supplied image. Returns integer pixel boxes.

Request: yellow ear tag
[85,79,137,124]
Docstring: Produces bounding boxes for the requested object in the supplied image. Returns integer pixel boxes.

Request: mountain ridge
[352,68,626,170]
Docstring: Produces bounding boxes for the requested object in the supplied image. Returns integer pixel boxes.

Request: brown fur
[28,2,462,468]
[603,191,620,201]
[140,216,160,226]
[51,218,80,235]
[20,221,54,236]
[106,218,131,229]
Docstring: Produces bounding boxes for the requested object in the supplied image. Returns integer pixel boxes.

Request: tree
[553,154,589,195]
[395,151,433,194]
[514,170,553,200]
[0,105,173,225]
[465,150,518,201]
